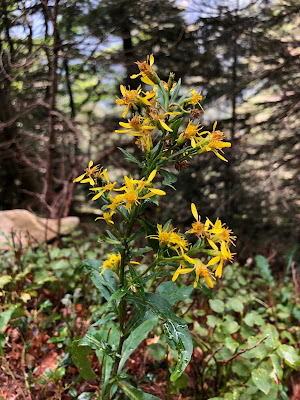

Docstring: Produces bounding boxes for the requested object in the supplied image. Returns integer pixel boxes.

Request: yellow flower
[190,89,205,113]
[206,241,235,278]
[149,224,188,252]
[197,121,231,162]
[173,253,215,288]
[116,85,154,118]
[177,120,203,148]
[130,54,160,86]
[147,110,179,132]
[102,253,121,274]
[89,169,117,201]
[95,211,115,225]
[207,217,236,246]
[73,160,100,186]
[186,203,210,238]
[115,115,155,136]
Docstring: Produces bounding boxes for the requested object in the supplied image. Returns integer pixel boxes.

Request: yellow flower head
[95,211,115,225]
[198,121,231,162]
[177,120,203,148]
[173,253,215,288]
[89,169,117,201]
[115,115,155,136]
[208,218,236,246]
[102,253,121,274]
[190,89,205,113]
[116,85,154,118]
[73,160,101,186]
[131,55,160,86]
[149,224,188,252]
[186,203,210,238]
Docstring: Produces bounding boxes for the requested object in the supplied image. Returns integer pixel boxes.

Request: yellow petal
[191,203,198,221]
[130,73,141,79]
[92,192,103,201]
[207,238,219,251]
[213,121,217,132]
[183,253,197,265]
[80,178,91,184]
[205,275,214,288]
[149,188,166,196]
[207,256,220,266]
[214,151,228,162]
[120,85,126,95]
[149,54,154,66]
[73,173,86,182]
[88,160,93,168]
[160,120,173,132]
[147,169,157,183]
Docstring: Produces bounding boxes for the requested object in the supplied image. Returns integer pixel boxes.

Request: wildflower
[147,110,174,132]
[186,203,210,238]
[95,211,115,225]
[149,224,188,252]
[173,253,215,288]
[177,120,203,148]
[197,122,231,162]
[116,85,153,118]
[73,160,100,186]
[90,169,117,201]
[190,89,205,112]
[102,253,121,274]
[130,54,160,85]
[206,241,235,278]
[207,218,236,246]
[115,115,155,136]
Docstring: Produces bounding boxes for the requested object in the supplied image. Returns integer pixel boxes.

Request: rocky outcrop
[0,209,79,250]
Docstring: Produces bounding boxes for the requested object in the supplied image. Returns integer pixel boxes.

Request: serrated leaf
[118,317,157,372]
[71,340,95,380]
[251,368,271,394]
[118,381,161,399]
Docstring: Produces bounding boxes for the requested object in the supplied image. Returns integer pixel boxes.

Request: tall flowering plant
[72,55,236,399]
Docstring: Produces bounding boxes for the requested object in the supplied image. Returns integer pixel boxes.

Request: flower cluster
[73,54,236,289]
[115,55,231,165]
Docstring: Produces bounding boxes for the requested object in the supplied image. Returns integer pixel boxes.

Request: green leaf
[148,343,167,361]
[118,381,161,399]
[170,117,183,141]
[255,255,274,284]
[270,353,283,382]
[232,359,250,377]
[76,259,103,274]
[277,344,299,370]
[157,281,193,305]
[0,306,17,333]
[244,311,265,327]
[170,78,181,103]
[231,297,244,313]
[129,292,193,381]
[221,319,239,334]
[81,326,117,358]
[0,275,12,288]
[71,340,95,380]
[160,169,177,189]
[251,368,272,394]
[209,299,224,314]
[118,147,142,166]
[224,337,239,353]
[206,315,222,328]
[118,318,158,372]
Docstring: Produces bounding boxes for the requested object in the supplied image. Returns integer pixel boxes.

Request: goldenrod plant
[72,55,236,399]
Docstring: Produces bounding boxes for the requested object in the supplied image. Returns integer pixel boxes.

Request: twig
[217,335,269,363]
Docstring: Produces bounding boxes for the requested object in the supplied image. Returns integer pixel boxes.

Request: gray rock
[0,209,79,250]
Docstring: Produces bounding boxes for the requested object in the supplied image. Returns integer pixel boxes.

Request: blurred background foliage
[0,0,299,262]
